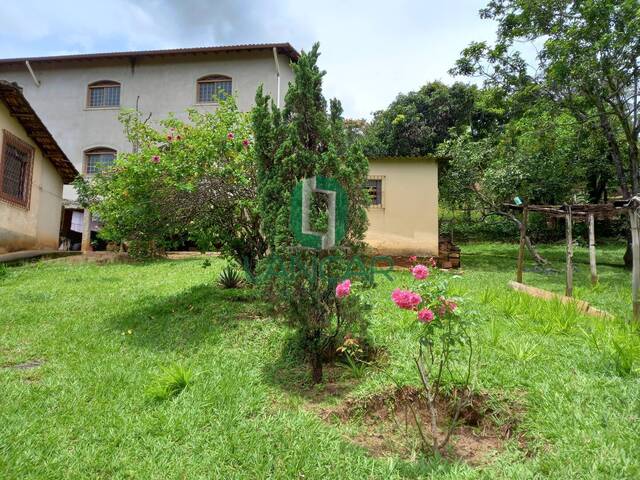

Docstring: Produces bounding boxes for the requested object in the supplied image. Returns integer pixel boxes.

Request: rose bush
[390,256,475,454]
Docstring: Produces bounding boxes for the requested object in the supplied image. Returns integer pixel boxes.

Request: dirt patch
[317,386,525,466]
[3,359,44,370]
[46,252,135,265]
[46,251,215,265]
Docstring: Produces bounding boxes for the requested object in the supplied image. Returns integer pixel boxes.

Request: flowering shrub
[74,96,266,270]
[391,256,474,454]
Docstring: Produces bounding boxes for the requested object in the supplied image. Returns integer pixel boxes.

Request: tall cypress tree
[252,43,369,382]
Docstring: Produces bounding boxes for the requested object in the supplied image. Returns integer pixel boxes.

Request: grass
[0,242,639,479]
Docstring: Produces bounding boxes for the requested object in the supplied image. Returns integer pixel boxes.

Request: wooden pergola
[505,198,640,322]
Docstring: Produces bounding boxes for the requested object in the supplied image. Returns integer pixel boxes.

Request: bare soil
[313,385,526,466]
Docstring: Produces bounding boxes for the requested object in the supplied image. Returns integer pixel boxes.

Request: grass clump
[147,364,193,400]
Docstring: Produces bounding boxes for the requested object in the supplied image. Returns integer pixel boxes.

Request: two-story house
[0,43,298,250]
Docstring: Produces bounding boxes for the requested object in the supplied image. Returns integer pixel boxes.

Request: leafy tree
[438,94,612,262]
[452,0,640,263]
[362,81,499,156]
[252,43,370,383]
[76,98,266,271]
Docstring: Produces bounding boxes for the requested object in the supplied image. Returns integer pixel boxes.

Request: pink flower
[417,308,435,323]
[438,297,458,316]
[428,257,437,268]
[166,134,173,141]
[336,279,351,298]
[409,255,417,263]
[391,288,422,310]
[151,155,160,164]
[242,139,250,147]
[411,264,429,280]
[227,132,235,140]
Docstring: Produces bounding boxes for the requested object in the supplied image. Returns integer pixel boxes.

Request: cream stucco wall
[0,102,64,253]
[0,51,294,200]
[365,157,439,256]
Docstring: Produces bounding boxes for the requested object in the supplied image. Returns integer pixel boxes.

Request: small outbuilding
[0,81,78,253]
[365,156,440,256]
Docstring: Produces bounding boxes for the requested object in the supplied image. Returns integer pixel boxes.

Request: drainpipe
[25,61,40,87]
[272,47,281,108]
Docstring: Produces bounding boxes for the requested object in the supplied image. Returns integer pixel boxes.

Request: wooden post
[516,207,528,283]
[81,208,92,253]
[565,206,573,297]
[630,208,640,323]
[588,213,598,286]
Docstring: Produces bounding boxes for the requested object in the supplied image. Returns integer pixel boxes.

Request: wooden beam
[508,281,613,319]
[630,209,640,323]
[588,213,598,286]
[516,207,528,283]
[565,206,573,297]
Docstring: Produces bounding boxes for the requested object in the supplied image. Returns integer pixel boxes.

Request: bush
[75,97,266,272]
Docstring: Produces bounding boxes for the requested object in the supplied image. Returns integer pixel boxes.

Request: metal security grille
[0,130,34,208]
[86,152,115,174]
[366,179,382,206]
[198,80,232,103]
[2,143,28,199]
[88,85,120,108]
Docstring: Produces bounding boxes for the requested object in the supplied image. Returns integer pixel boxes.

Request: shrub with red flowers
[391,256,475,455]
[75,96,267,270]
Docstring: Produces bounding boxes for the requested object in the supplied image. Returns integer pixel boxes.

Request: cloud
[0,0,500,118]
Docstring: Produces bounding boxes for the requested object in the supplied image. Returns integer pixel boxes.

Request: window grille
[197,76,232,103]
[366,178,383,206]
[85,149,116,174]
[88,82,120,108]
[0,130,34,208]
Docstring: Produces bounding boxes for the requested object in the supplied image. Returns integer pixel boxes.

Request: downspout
[272,47,281,108]
[25,61,40,87]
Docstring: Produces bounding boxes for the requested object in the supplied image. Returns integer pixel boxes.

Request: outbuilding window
[0,130,34,209]
[87,81,121,108]
[84,148,116,174]
[197,75,232,104]
[366,177,384,207]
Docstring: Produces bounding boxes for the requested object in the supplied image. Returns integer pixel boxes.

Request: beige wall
[0,51,294,200]
[365,157,439,256]
[0,102,63,253]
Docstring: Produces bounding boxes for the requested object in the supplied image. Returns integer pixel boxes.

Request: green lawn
[1,242,639,479]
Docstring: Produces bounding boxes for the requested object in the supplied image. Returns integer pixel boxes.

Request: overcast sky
[0,0,499,118]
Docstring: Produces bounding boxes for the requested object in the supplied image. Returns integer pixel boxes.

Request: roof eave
[0,80,78,183]
[0,43,300,67]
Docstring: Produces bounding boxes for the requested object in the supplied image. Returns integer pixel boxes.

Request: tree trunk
[624,239,633,269]
[310,353,323,384]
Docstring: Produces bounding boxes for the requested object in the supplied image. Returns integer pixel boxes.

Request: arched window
[87,80,121,108]
[84,147,116,174]
[196,75,232,104]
